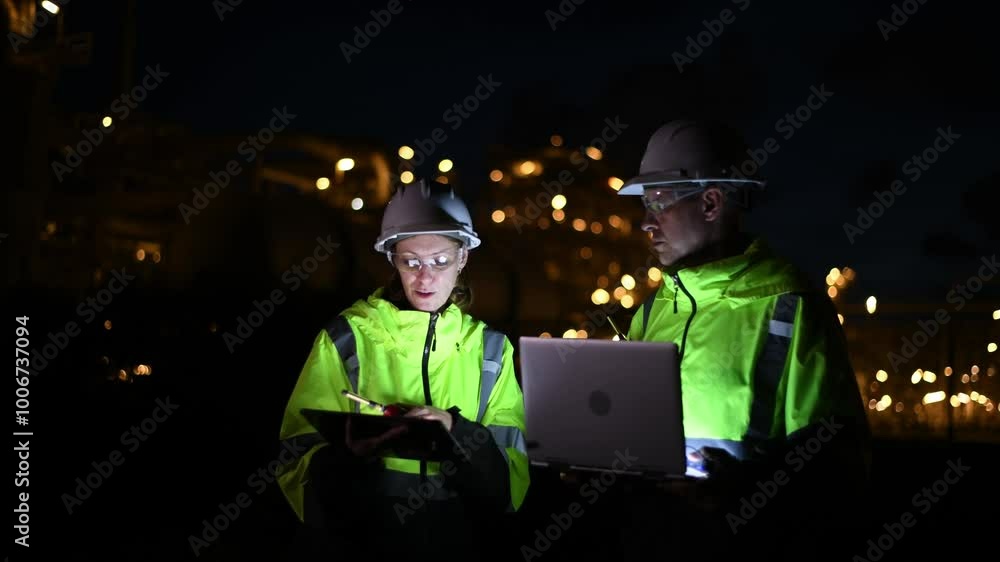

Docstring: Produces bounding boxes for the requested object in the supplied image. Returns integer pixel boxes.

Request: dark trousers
[514,473,866,562]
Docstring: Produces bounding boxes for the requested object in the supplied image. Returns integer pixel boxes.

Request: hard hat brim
[617,171,766,196]
[375,226,481,253]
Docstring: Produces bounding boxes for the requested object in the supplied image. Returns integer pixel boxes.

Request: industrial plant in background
[5,0,996,447]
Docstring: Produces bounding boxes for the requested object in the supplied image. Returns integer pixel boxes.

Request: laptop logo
[589,390,611,416]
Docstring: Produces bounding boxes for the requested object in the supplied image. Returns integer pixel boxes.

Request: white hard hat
[374,180,481,253]
[618,119,766,197]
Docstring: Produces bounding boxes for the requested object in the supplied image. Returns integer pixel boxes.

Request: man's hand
[404,405,454,431]
[699,446,744,480]
[657,447,747,514]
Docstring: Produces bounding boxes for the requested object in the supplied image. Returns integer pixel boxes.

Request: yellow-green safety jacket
[277,288,530,531]
[628,237,870,477]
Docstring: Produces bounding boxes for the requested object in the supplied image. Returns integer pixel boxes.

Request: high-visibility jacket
[628,237,870,477]
[277,289,530,552]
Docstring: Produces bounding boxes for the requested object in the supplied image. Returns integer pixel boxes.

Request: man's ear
[458,247,469,271]
[701,187,726,222]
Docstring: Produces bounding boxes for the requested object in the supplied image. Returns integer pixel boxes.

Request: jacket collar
[345,288,463,363]
[662,236,808,305]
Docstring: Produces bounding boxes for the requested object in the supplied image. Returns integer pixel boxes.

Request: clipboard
[301,408,462,462]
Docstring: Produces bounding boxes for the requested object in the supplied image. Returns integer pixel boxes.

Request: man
[616,120,872,561]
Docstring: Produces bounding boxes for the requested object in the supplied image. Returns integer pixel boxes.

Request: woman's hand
[404,405,454,432]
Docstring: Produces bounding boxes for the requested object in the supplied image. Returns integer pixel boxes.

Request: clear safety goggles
[640,186,706,214]
[640,182,753,213]
[387,248,462,273]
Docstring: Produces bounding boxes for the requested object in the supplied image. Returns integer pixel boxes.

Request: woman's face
[391,235,467,312]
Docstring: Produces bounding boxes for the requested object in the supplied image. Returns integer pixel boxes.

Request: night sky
[51,0,999,299]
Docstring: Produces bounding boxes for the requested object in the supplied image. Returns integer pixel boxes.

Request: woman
[277,180,530,559]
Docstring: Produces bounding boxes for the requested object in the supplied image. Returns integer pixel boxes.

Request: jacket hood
[667,237,813,306]
[341,287,475,365]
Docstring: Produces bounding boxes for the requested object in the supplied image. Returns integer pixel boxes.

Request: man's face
[640,187,712,268]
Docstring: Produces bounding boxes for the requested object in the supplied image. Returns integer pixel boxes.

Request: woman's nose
[415,265,434,281]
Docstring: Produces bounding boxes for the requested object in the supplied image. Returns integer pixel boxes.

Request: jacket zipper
[419,312,439,481]
[672,274,696,362]
[422,312,438,406]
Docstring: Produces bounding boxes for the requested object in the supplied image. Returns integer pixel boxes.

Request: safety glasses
[388,248,462,273]
[640,186,706,214]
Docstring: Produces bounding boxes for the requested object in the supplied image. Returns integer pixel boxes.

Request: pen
[342,389,384,410]
[607,317,629,341]
[341,389,408,416]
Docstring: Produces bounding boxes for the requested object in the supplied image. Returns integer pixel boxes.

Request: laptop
[518,336,690,479]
